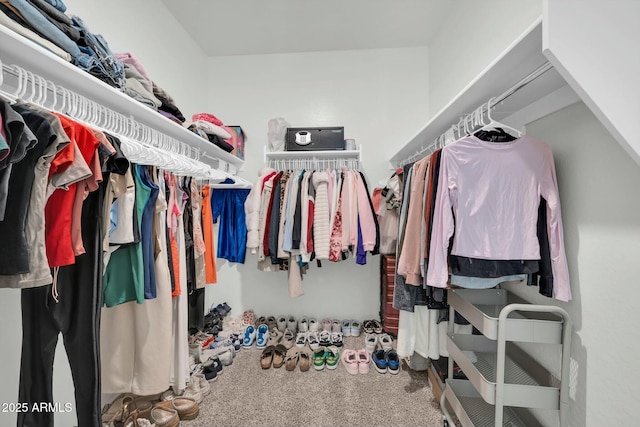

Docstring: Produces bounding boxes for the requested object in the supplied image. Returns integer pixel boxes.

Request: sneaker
[379,333,393,351]
[363,320,375,334]
[331,319,342,333]
[324,346,340,370]
[308,317,319,332]
[202,362,219,381]
[372,319,383,334]
[357,349,370,374]
[211,338,234,349]
[295,332,307,348]
[341,319,352,336]
[330,332,343,347]
[350,320,362,337]
[256,324,270,348]
[217,348,234,366]
[307,331,320,351]
[321,318,332,332]
[318,330,331,347]
[313,347,326,371]
[298,316,309,333]
[365,334,378,354]
[341,349,359,375]
[255,316,267,327]
[276,315,287,332]
[287,315,297,333]
[281,328,295,349]
[192,373,210,397]
[202,357,223,377]
[371,349,388,374]
[183,379,203,404]
[243,325,256,348]
[387,350,400,375]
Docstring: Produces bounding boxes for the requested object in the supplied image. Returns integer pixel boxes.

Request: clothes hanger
[474,97,522,141]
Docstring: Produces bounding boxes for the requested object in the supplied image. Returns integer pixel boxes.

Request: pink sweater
[426,135,571,302]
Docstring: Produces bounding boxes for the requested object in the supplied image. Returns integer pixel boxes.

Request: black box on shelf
[285,127,345,151]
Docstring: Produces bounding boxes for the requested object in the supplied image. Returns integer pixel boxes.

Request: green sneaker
[313,347,326,371]
[325,346,340,370]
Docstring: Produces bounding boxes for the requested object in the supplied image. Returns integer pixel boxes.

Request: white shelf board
[0,24,244,169]
[264,147,361,161]
[390,20,569,166]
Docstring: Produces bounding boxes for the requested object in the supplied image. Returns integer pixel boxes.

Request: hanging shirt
[201,186,217,284]
[138,165,159,299]
[426,135,571,302]
[45,113,99,267]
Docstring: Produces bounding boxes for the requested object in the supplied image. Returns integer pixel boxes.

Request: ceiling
[161,0,452,57]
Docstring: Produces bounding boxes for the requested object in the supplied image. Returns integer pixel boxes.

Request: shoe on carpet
[192,373,211,396]
[321,318,331,332]
[325,346,340,370]
[281,328,295,349]
[299,350,311,372]
[277,315,287,332]
[387,350,400,375]
[371,319,383,334]
[331,319,341,333]
[357,349,370,374]
[155,396,199,421]
[287,315,297,333]
[298,316,309,333]
[379,333,393,351]
[182,380,203,404]
[285,349,300,371]
[295,332,307,348]
[266,315,278,331]
[272,344,288,369]
[256,324,270,348]
[267,328,283,346]
[243,325,256,347]
[308,317,319,332]
[330,332,343,347]
[307,331,320,351]
[149,406,180,427]
[216,348,234,366]
[260,345,276,369]
[372,349,388,374]
[313,347,326,371]
[341,319,351,336]
[341,349,359,375]
[255,316,267,327]
[318,330,331,347]
[350,320,362,337]
[365,333,378,354]
[363,320,374,334]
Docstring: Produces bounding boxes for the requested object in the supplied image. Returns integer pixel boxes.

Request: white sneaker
[295,332,307,348]
[379,333,393,351]
[308,317,319,332]
[183,379,203,404]
[307,331,320,350]
[365,333,378,354]
[298,316,309,333]
[287,315,297,333]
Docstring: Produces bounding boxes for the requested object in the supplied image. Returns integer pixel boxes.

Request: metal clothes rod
[399,61,554,166]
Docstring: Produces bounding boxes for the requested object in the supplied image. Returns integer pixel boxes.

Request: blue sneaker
[387,350,400,375]
[243,325,256,347]
[256,324,270,348]
[372,349,388,374]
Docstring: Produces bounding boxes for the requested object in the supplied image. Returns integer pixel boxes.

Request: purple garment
[158,110,182,124]
[356,219,366,265]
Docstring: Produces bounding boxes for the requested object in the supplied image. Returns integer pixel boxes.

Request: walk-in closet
[0,1,637,426]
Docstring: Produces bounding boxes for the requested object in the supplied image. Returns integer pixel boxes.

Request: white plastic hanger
[475,97,523,138]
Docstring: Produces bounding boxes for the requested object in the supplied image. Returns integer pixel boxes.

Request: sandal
[267,328,283,346]
[372,319,383,334]
[299,351,311,372]
[285,350,299,371]
[260,345,276,369]
[272,344,288,368]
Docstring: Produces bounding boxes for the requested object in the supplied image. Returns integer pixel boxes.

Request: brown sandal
[299,351,311,372]
[272,344,287,368]
[260,345,276,369]
[285,350,299,371]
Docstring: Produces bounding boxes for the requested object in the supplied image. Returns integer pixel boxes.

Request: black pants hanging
[18,189,103,427]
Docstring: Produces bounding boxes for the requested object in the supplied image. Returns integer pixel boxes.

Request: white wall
[504,102,640,426]
[0,2,208,426]
[204,47,429,319]
[428,0,542,116]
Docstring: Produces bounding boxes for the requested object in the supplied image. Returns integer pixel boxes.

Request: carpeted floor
[182,335,445,427]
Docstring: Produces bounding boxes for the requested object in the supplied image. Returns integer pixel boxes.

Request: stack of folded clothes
[185,113,235,153]
[0,0,125,88]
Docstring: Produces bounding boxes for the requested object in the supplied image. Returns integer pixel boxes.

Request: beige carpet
[182,335,445,427]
